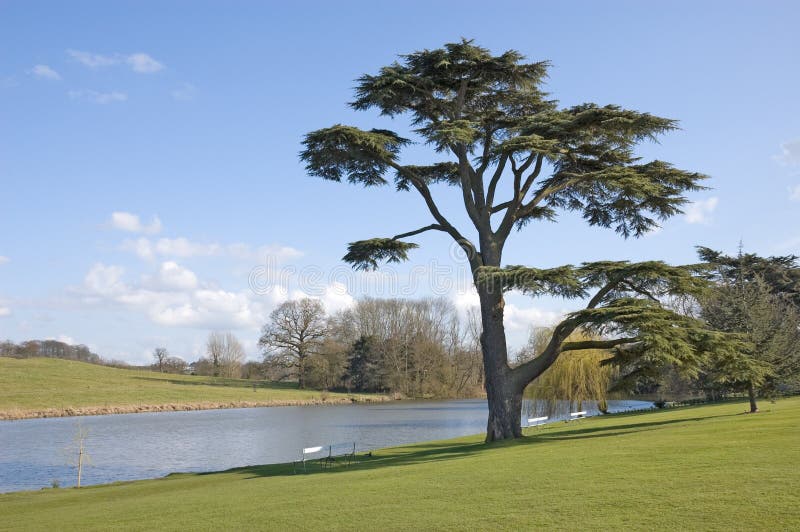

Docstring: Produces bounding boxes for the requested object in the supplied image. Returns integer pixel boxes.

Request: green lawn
[2,397,798,530]
[0,357,379,418]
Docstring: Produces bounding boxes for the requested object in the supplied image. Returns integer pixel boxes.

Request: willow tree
[522,327,617,417]
[301,40,735,441]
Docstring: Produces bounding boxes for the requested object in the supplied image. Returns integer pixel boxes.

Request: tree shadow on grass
[528,414,736,442]
[194,411,738,481]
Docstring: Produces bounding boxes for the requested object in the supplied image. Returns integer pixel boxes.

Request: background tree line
[259,297,484,398]
[0,339,128,368]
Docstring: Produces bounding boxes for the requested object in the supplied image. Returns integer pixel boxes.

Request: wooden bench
[569,411,587,420]
[526,416,549,427]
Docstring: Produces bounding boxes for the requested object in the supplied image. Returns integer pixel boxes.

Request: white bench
[526,416,549,427]
[569,411,587,420]
[294,445,327,473]
[293,442,357,473]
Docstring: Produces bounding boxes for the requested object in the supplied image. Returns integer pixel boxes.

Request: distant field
[2,397,798,530]
[0,357,383,419]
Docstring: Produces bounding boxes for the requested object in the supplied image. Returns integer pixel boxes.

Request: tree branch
[391,224,445,240]
[560,337,640,352]
[519,153,545,199]
[621,281,660,302]
[390,162,481,266]
[451,145,484,226]
[496,153,545,239]
[485,153,508,208]
[512,316,582,386]
[586,278,621,309]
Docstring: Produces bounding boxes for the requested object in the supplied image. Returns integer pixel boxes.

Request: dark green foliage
[697,246,800,307]
[478,265,585,298]
[479,260,708,303]
[301,126,408,186]
[343,239,419,271]
[571,298,755,392]
[698,252,800,400]
[345,336,383,392]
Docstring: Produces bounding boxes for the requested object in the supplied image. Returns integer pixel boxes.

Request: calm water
[0,399,651,493]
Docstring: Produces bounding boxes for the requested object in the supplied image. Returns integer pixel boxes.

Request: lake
[0,399,652,493]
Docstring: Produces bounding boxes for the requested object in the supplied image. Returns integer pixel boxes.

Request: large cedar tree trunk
[479,283,524,441]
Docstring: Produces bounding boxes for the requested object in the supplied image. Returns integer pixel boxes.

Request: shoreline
[0,395,392,421]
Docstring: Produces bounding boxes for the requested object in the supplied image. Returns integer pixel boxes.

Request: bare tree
[206,332,246,378]
[153,347,168,372]
[65,422,90,488]
[259,299,327,389]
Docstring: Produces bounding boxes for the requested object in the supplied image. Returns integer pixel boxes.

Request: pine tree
[698,248,800,412]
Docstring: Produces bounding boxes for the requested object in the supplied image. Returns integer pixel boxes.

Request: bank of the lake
[0,357,387,420]
[2,398,798,531]
[0,399,649,493]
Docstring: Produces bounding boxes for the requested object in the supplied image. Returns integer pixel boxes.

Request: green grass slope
[2,398,798,530]
[0,357,378,418]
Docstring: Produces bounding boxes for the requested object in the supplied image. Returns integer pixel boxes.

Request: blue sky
[1,0,799,364]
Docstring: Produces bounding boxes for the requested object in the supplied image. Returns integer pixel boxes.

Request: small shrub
[50,479,60,489]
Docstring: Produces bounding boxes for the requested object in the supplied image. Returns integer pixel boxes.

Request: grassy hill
[0,357,382,419]
[2,397,798,530]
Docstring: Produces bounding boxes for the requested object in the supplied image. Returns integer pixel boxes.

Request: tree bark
[478,280,523,441]
[748,381,759,413]
[298,352,306,389]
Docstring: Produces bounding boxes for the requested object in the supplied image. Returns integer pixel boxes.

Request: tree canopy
[301,39,729,441]
[697,247,800,411]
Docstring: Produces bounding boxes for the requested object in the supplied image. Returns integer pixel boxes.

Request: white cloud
[294,282,355,313]
[122,237,301,262]
[0,256,9,265]
[451,286,562,332]
[453,286,480,313]
[503,304,563,332]
[684,197,719,224]
[775,139,800,166]
[0,306,10,317]
[110,212,162,234]
[67,49,119,68]
[67,49,164,73]
[69,89,128,104]
[126,53,164,73]
[84,263,127,296]
[80,261,268,330]
[153,261,198,291]
[154,238,221,258]
[171,83,196,101]
[77,258,352,333]
[30,64,61,80]
[789,184,800,202]
[122,238,212,261]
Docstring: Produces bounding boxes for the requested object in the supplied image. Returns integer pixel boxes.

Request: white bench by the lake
[293,445,327,473]
[526,416,548,427]
[569,411,587,421]
[293,442,357,474]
